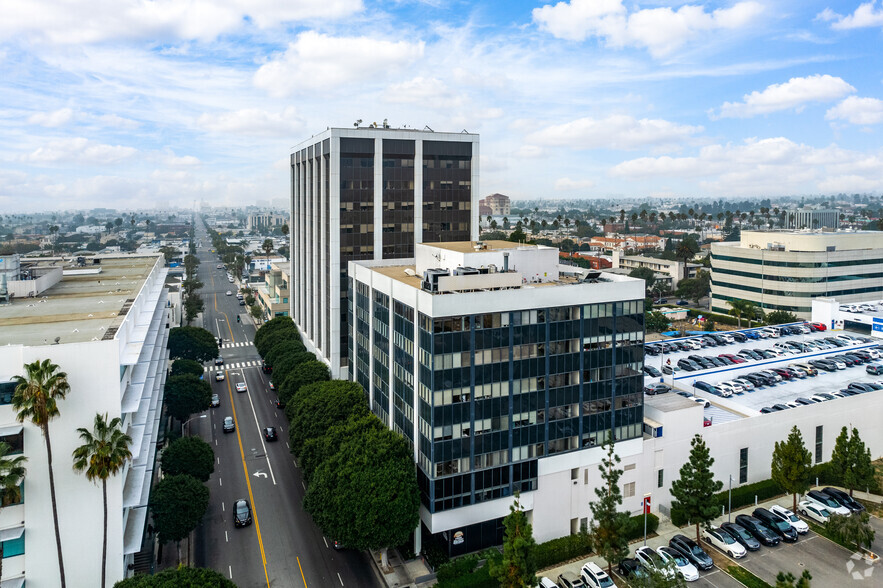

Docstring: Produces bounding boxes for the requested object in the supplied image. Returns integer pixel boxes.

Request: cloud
[254,31,425,97]
[164,153,201,167]
[555,177,595,191]
[384,77,463,109]
[609,137,883,195]
[28,108,74,127]
[0,0,364,44]
[715,74,855,118]
[197,107,304,137]
[826,96,883,125]
[527,114,702,151]
[817,2,883,30]
[22,137,137,165]
[532,0,763,58]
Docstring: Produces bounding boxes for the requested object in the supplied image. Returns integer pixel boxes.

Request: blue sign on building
[873,317,883,333]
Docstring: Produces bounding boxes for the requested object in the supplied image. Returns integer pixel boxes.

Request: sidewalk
[367,548,435,588]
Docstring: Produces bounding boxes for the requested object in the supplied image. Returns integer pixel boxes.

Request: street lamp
[183,414,207,434]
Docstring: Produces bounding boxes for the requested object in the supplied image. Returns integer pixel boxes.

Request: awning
[0,576,25,588]
[0,525,24,542]
[0,424,22,438]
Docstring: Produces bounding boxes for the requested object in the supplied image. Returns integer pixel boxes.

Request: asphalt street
[188,225,377,588]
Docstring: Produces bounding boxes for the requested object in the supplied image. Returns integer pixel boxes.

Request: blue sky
[1,0,882,212]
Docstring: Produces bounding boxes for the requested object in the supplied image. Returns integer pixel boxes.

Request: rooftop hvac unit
[453,266,480,276]
[421,268,449,292]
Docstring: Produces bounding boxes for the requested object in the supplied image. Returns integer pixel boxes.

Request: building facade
[255,261,290,319]
[478,193,510,216]
[612,251,700,288]
[246,213,287,231]
[787,209,839,230]
[290,128,479,378]
[711,230,883,319]
[0,255,169,586]
[349,241,645,554]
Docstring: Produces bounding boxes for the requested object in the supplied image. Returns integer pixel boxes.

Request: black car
[720,522,761,551]
[700,337,718,347]
[643,366,662,378]
[794,397,817,406]
[264,427,278,442]
[717,355,735,365]
[669,534,714,570]
[617,558,646,579]
[757,350,777,359]
[848,383,877,393]
[735,515,780,546]
[809,359,836,372]
[706,356,726,367]
[214,356,225,366]
[234,499,252,527]
[753,508,798,542]
[731,332,748,343]
[645,345,661,356]
[677,299,689,306]
[678,359,700,372]
[771,404,790,412]
[742,373,767,387]
[821,487,865,513]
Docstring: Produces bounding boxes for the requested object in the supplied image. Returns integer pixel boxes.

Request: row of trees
[254,317,420,569]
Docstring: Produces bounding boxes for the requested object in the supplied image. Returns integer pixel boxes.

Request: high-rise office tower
[290,127,479,377]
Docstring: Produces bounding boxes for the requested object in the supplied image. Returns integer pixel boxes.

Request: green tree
[161,436,215,482]
[158,246,177,265]
[770,426,812,512]
[630,564,686,588]
[184,293,204,325]
[113,565,236,587]
[149,474,210,546]
[262,238,274,257]
[830,427,876,496]
[826,512,876,551]
[0,442,26,581]
[489,494,537,587]
[271,351,316,387]
[675,241,696,280]
[304,425,419,569]
[676,275,710,303]
[278,361,330,404]
[726,299,754,328]
[13,359,69,587]
[164,375,212,422]
[299,413,385,482]
[775,569,812,588]
[765,310,799,325]
[168,326,219,363]
[170,359,204,378]
[263,340,307,368]
[288,381,369,458]
[508,225,528,243]
[254,316,299,355]
[670,434,723,542]
[645,310,670,333]
[589,439,628,575]
[628,267,656,294]
[72,414,132,588]
[249,304,263,321]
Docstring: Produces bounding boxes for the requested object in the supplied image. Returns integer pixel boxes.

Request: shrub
[687,309,739,326]
[624,513,659,541]
[534,532,593,569]
[436,552,500,588]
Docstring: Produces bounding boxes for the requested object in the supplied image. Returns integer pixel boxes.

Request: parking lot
[644,327,883,416]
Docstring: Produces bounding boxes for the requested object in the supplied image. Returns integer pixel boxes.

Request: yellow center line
[297,556,308,587]
[226,373,271,588]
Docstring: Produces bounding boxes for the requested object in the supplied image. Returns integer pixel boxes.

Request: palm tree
[675,241,695,280]
[0,441,27,581]
[73,413,132,588]
[13,359,69,587]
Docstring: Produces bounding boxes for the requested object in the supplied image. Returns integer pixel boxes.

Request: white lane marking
[219,477,222,486]
[222,502,225,512]
[301,481,306,490]
[338,572,344,586]
[228,565,232,579]
[217,457,220,464]
[225,530,228,543]
[323,537,328,548]
[244,375,277,485]
[274,411,278,418]
[215,439,218,446]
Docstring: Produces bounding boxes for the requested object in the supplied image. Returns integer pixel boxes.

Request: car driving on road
[235,382,247,393]
[222,416,235,433]
[234,499,252,527]
[210,393,220,407]
[215,371,225,381]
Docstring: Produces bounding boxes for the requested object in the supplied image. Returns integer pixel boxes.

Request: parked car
[693,381,719,395]
[769,505,809,534]
[732,378,755,391]
[678,359,701,372]
[731,332,748,343]
[233,498,252,527]
[557,571,585,588]
[616,558,647,580]
[668,534,714,570]
[579,562,614,588]
[808,359,836,372]
[662,364,682,375]
[758,370,783,383]
[797,500,831,524]
[635,546,678,579]
[720,522,761,552]
[753,508,798,542]
[702,525,747,557]
[537,578,558,588]
[805,490,851,515]
[789,363,817,376]
[643,365,662,377]
[866,363,883,375]
[734,514,780,546]
[657,545,699,582]
[677,299,689,306]
[714,382,737,397]
[810,322,827,331]
[820,487,865,513]
[793,397,817,406]
[644,383,671,395]
[720,353,746,364]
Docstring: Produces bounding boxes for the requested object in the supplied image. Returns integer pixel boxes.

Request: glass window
[0,382,13,405]
[0,431,23,455]
[739,447,748,484]
[657,469,664,488]
[623,482,636,498]
[815,425,823,464]
[2,531,24,558]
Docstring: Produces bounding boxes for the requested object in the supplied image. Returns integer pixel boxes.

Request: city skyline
[1,0,882,213]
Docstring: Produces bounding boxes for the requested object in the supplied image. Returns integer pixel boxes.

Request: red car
[810,322,827,331]
[719,353,746,364]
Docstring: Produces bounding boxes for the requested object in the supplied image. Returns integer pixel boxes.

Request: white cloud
[164,153,201,167]
[817,2,883,30]
[384,77,462,109]
[0,0,364,44]
[715,74,855,118]
[554,177,595,191]
[22,137,137,165]
[28,108,74,127]
[254,31,425,97]
[532,0,764,58]
[197,107,304,137]
[527,114,702,151]
[96,114,140,129]
[826,96,883,125]
[609,137,883,195]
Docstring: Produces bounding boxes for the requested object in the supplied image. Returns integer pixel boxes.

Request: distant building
[246,213,287,231]
[255,261,290,319]
[589,235,666,252]
[478,193,510,216]
[711,230,883,319]
[787,209,839,230]
[612,251,700,288]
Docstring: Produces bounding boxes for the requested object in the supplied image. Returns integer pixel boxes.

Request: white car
[684,340,702,350]
[806,491,851,515]
[716,382,739,396]
[865,348,881,359]
[691,397,710,408]
[579,562,614,588]
[537,578,558,588]
[658,546,699,582]
[718,334,735,344]
[754,329,771,339]
[635,546,678,579]
[760,328,780,338]
[797,500,830,524]
[774,342,797,354]
[235,382,247,393]
[215,371,225,382]
[830,359,847,370]
[226,290,232,296]
[732,378,755,391]
[769,505,809,534]
[721,380,745,393]
[766,348,790,358]
[702,525,746,558]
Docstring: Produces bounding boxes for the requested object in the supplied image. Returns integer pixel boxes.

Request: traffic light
[236,316,240,323]
[218,338,222,346]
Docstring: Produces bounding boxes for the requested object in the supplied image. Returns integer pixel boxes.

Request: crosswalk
[204,360,261,373]
[221,342,253,349]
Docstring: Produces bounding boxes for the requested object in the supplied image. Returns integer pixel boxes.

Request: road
[188,224,377,587]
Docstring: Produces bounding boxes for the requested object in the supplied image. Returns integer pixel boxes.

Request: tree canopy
[161,436,215,482]
[170,359,205,378]
[278,361,330,404]
[670,434,723,542]
[254,316,298,355]
[830,427,877,495]
[304,425,419,553]
[271,351,316,387]
[298,413,386,483]
[628,267,656,294]
[589,439,629,574]
[168,327,218,363]
[645,310,670,333]
[150,474,210,544]
[770,426,812,512]
[164,375,212,422]
[488,494,537,587]
[113,566,236,587]
[765,310,799,326]
[263,340,307,368]
[288,381,369,459]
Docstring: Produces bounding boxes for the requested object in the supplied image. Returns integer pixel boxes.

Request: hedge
[624,512,659,541]
[686,309,740,327]
[671,479,784,526]
[535,532,593,570]
[436,552,499,588]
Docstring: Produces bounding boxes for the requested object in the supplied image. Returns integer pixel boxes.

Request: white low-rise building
[0,254,169,587]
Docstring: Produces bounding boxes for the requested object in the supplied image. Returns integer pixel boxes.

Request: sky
[0,0,882,213]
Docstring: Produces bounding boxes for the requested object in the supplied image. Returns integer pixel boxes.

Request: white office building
[0,254,169,586]
[290,127,479,378]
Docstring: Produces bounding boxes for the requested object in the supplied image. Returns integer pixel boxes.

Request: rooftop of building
[423,240,549,254]
[713,229,883,252]
[0,255,161,347]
